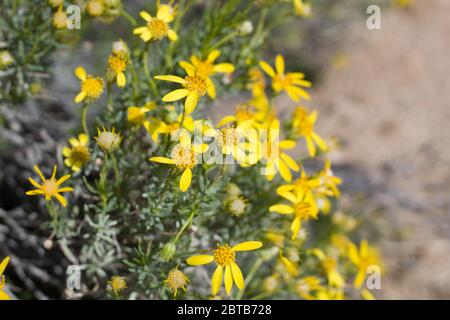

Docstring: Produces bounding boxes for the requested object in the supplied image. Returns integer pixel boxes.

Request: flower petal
[207,50,221,63]
[185,92,199,115]
[231,262,244,290]
[211,265,223,296]
[75,66,86,81]
[269,204,294,214]
[56,174,71,186]
[139,11,152,22]
[149,156,175,164]
[179,168,192,192]
[28,178,41,189]
[0,256,10,276]
[224,265,233,295]
[54,193,67,207]
[186,255,214,266]
[232,241,263,252]
[154,75,186,84]
[117,72,126,87]
[213,63,235,74]
[33,166,45,181]
[275,55,285,75]
[162,89,189,102]
[75,91,86,103]
[259,61,275,77]
[291,217,301,240]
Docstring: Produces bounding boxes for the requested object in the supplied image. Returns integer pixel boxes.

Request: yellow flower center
[82,76,104,99]
[322,258,337,273]
[235,104,254,122]
[42,179,59,197]
[108,55,127,74]
[147,18,169,40]
[171,144,197,169]
[184,75,208,96]
[166,269,188,291]
[110,276,126,292]
[273,74,293,91]
[53,11,67,29]
[217,127,238,149]
[195,61,214,78]
[214,245,235,266]
[294,201,312,219]
[68,146,91,165]
[295,177,311,193]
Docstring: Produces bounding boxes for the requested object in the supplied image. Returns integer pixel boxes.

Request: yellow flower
[149,132,207,192]
[74,66,104,103]
[53,6,67,29]
[204,116,258,165]
[133,4,177,42]
[155,63,209,115]
[127,105,153,127]
[311,249,344,288]
[293,0,312,17]
[107,54,128,87]
[87,0,105,17]
[277,168,321,204]
[179,50,235,99]
[0,256,11,300]
[165,267,189,297]
[63,133,91,172]
[186,241,263,296]
[291,107,327,157]
[259,55,311,101]
[108,276,126,293]
[269,191,318,240]
[348,240,381,289]
[259,118,300,182]
[317,158,342,198]
[295,276,323,300]
[26,165,73,207]
[95,127,122,153]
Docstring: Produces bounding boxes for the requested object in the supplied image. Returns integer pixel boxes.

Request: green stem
[46,201,59,238]
[111,153,120,181]
[107,83,113,112]
[120,8,137,26]
[174,210,196,242]
[81,103,90,138]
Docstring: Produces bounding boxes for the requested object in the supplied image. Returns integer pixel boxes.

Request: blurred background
[1,0,449,299]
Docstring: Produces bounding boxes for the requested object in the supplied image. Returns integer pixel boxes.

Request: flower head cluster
[133,4,177,42]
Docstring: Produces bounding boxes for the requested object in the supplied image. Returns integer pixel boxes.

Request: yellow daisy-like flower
[205,116,258,165]
[53,6,67,29]
[259,54,311,101]
[269,191,318,240]
[95,127,122,153]
[63,133,91,172]
[108,276,126,293]
[0,256,11,300]
[74,66,104,103]
[179,50,235,99]
[259,118,300,182]
[292,107,327,157]
[155,63,209,115]
[348,240,381,289]
[133,4,178,42]
[25,165,73,207]
[165,267,189,297]
[107,54,128,87]
[149,132,207,192]
[186,241,263,296]
[317,158,342,198]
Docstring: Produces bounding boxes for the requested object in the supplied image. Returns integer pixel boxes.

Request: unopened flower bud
[160,242,176,262]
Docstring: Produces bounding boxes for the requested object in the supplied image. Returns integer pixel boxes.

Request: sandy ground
[288,0,450,299]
